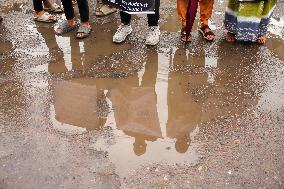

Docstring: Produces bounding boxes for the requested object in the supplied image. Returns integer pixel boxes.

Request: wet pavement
[0,0,284,188]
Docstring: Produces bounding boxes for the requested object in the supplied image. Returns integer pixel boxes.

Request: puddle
[48,44,261,178]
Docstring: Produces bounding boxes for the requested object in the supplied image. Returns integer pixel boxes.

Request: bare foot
[34,10,56,21]
[226,32,236,43]
[257,36,266,45]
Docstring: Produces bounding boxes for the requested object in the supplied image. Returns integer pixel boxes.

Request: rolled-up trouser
[120,0,160,26]
[61,0,89,22]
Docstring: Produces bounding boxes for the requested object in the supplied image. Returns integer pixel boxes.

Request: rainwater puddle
[48,45,260,178]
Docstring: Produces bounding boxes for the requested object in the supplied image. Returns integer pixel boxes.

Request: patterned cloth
[224,0,277,42]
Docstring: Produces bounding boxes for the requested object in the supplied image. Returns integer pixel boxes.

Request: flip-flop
[34,12,57,23]
[44,3,64,13]
[55,21,80,35]
[199,25,215,41]
[95,5,116,17]
[76,25,92,39]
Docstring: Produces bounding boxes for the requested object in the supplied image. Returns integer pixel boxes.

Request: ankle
[67,19,76,25]
[81,22,90,27]
[35,11,45,17]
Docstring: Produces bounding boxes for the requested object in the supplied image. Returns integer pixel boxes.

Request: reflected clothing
[224,0,277,42]
[177,0,214,27]
[61,0,89,22]
[120,0,160,26]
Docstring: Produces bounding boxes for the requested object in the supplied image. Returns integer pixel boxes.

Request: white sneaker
[113,24,132,43]
[145,26,160,46]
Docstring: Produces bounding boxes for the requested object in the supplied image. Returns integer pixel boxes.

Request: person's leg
[257,0,277,44]
[112,11,133,43]
[199,0,215,41]
[177,0,191,42]
[77,0,89,22]
[199,0,214,26]
[147,0,160,26]
[177,0,189,28]
[76,0,92,38]
[33,0,44,12]
[145,0,161,45]
[120,11,131,25]
[33,0,57,22]
[61,0,75,20]
[55,0,78,34]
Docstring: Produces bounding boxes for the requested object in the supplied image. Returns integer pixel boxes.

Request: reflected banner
[102,0,155,14]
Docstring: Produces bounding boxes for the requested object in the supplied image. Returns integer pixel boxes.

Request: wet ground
[0,0,284,188]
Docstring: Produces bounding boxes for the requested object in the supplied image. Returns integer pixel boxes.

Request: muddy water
[45,39,275,177]
[1,1,284,186]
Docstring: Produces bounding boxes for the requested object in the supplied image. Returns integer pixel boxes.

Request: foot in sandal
[199,24,215,41]
[256,36,266,45]
[76,22,92,39]
[226,32,236,43]
[95,4,116,17]
[55,19,80,35]
[180,28,192,42]
[44,3,64,14]
[34,11,57,23]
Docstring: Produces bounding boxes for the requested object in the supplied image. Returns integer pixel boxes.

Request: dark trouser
[120,0,160,26]
[33,0,47,12]
[61,0,89,22]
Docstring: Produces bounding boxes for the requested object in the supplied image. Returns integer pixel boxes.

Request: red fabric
[185,0,199,37]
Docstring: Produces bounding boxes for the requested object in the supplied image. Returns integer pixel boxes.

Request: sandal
[181,28,191,42]
[256,36,266,45]
[34,12,57,23]
[55,21,80,35]
[199,25,215,41]
[44,3,64,13]
[95,4,117,17]
[226,32,236,43]
[76,25,92,39]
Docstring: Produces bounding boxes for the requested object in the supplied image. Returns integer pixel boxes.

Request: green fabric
[227,0,277,18]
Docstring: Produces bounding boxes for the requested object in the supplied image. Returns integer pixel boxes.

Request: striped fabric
[224,0,277,42]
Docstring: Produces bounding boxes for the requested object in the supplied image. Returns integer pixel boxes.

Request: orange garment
[177,0,214,27]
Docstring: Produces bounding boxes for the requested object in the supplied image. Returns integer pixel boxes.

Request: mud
[0,0,284,188]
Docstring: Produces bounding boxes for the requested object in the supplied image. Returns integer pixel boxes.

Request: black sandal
[199,25,215,41]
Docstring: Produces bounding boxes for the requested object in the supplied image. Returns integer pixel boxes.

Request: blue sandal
[55,21,80,35]
[76,25,92,39]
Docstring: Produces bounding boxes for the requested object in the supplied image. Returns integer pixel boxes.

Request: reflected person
[110,50,161,156]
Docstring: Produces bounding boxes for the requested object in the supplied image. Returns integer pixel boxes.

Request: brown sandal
[199,25,215,41]
[181,28,191,42]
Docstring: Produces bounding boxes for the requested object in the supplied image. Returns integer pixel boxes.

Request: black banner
[102,0,155,14]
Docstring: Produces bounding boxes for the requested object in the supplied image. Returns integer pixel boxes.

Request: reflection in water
[111,52,161,156]
[167,48,203,154]
[31,18,266,178]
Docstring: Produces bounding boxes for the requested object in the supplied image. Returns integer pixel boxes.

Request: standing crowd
[1,0,278,45]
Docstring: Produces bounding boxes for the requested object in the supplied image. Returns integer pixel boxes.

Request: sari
[224,0,277,42]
